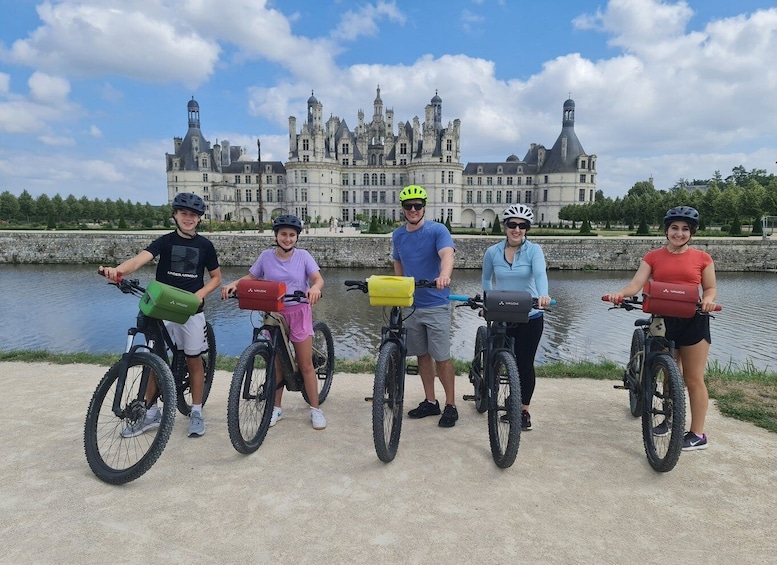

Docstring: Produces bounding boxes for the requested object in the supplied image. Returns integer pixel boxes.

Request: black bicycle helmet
[172,192,205,215]
[273,214,303,233]
[664,206,700,231]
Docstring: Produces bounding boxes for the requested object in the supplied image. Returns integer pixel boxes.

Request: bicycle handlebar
[601,295,722,312]
[450,294,556,309]
[97,267,144,296]
[344,278,440,293]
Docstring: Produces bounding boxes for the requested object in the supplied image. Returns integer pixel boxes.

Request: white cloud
[7,2,221,88]
[332,1,406,41]
[89,125,102,137]
[28,72,70,104]
[39,134,76,146]
[0,73,10,94]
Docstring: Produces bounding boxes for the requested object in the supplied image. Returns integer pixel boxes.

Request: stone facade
[2,232,776,272]
[165,92,594,228]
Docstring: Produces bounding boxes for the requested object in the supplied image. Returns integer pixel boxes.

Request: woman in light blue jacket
[482,204,551,430]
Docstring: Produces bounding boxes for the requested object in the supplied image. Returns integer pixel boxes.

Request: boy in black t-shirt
[100,193,222,437]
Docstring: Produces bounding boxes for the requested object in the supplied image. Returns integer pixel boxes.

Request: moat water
[0,265,773,371]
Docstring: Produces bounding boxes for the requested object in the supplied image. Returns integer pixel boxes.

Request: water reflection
[0,264,773,371]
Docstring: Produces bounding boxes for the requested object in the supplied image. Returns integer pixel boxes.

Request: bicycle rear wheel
[487,350,522,468]
[301,321,335,405]
[642,353,685,472]
[84,352,176,484]
[471,325,488,413]
[628,328,645,417]
[176,321,217,416]
[227,341,275,454]
[372,342,404,463]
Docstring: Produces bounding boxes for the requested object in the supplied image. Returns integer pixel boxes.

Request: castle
[166,89,596,227]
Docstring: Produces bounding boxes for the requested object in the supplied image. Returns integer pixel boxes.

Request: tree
[18,190,35,223]
[35,194,53,224]
[0,191,20,221]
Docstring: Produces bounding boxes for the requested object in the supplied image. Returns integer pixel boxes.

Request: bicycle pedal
[405,364,419,375]
[364,396,373,402]
[463,394,476,401]
[613,385,628,390]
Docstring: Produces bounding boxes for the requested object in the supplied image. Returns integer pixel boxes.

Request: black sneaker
[652,420,669,437]
[521,410,532,430]
[438,404,458,428]
[408,399,441,419]
[682,431,708,451]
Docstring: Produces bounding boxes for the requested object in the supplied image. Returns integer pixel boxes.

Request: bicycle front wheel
[642,353,685,472]
[487,350,522,468]
[301,321,335,405]
[176,321,217,416]
[372,342,404,463]
[227,341,275,454]
[84,352,176,485]
[628,328,645,417]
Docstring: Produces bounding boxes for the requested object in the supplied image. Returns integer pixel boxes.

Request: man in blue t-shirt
[391,185,457,427]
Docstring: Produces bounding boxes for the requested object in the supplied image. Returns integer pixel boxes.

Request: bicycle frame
[482,323,516,378]
[627,316,675,395]
[248,314,301,390]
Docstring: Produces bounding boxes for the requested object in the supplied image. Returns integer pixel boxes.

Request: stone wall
[1,231,776,271]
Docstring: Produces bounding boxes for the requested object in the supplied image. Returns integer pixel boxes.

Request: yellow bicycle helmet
[398,185,427,202]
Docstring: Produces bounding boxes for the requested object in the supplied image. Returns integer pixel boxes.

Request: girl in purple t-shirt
[221,215,326,430]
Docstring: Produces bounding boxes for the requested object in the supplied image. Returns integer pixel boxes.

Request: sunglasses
[402,202,425,211]
[505,220,530,230]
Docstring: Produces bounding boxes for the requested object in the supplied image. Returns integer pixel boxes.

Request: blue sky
[1,0,776,205]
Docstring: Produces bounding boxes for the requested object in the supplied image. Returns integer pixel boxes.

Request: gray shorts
[404,303,452,361]
[164,312,207,356]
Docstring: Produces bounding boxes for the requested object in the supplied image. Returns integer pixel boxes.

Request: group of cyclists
[101,186,716,452]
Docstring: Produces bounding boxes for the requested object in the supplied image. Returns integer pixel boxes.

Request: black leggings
[505,315,544,406]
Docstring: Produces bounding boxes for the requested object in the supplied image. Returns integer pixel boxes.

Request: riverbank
[1,230,776,270]
[3,351,775,433]
[1,361,775,564]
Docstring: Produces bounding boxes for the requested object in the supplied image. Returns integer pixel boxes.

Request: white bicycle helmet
[501,204,534,224]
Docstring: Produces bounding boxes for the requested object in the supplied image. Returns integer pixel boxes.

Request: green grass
[3,349,774,432]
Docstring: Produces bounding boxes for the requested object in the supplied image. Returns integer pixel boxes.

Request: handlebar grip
[549,299,557,306]
[448,294,470,302]
[97,267,122,282]
[713,304,722,311]
[601,295,623,303]
[344,280,364,286]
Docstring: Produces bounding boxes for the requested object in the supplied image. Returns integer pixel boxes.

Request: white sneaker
[269,406,283,427]
[311,407,326,430]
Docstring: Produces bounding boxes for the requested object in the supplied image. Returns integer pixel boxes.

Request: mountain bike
[344,276,438,463]
[84,271,216,484]
[226,280,334,455]
[451,291,554,468]
[603,294,721,472]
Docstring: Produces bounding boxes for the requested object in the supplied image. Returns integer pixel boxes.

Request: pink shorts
[281,303,314,343]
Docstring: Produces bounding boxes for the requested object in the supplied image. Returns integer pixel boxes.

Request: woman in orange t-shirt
[605,206,717,451]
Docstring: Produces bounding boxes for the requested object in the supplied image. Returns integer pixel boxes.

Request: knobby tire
[628,328,646,418]
[642,353,685,472]
[83,352,176,485]
[227,341,275,454]
[487,350,522,469]
[301,321,335,405]
[471,325,489,414]
[373,342,404,463]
